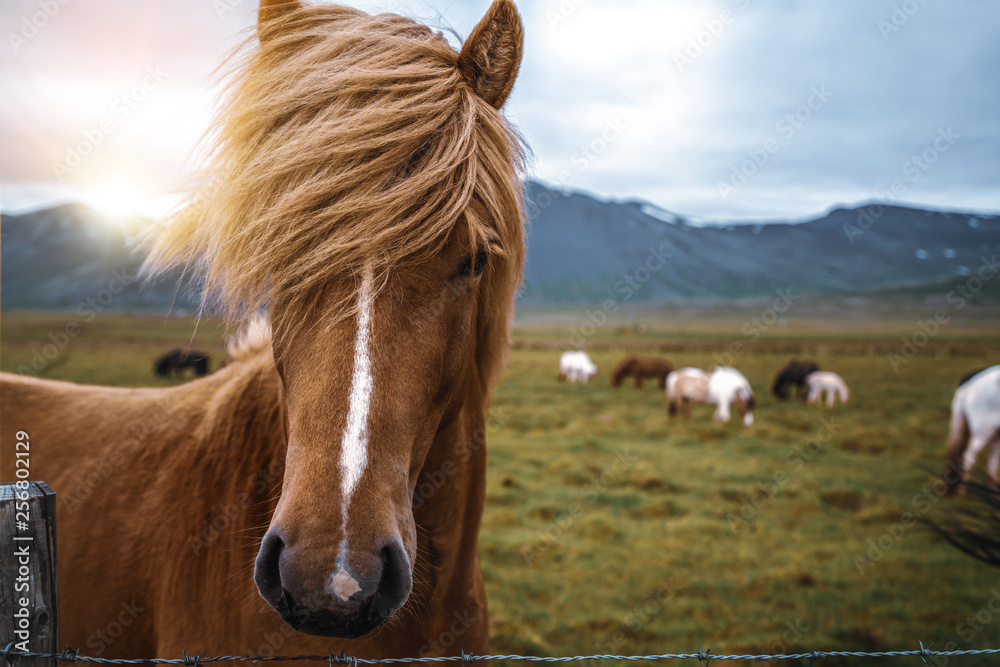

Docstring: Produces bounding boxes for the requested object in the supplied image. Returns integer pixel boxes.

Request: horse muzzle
[254,530,412,638]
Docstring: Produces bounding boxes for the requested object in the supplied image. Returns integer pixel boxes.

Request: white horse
[945,365,1000,495]
[804,370,850,407]
[667,367,755,426]
[559,350,598,383]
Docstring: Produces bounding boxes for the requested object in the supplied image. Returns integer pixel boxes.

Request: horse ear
[459,0,523,109]
[258,0,302,41]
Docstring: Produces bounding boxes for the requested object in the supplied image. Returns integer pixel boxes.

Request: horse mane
[143,2,527,393]
[927,478,1000,569]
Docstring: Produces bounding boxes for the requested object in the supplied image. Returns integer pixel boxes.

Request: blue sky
[1,0,998,221]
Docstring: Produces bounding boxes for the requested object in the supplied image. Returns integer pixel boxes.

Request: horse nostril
[254,531,285,606]
[368,541,412,623]
[253,532,411,637]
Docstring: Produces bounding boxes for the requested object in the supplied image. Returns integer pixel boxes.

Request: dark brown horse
[1,0,525,659]
[153,348,211,378]
[609,354,673,389]
[772,360,820,399]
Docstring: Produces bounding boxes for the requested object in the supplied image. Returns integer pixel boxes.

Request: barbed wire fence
[6,644,1000,666]
[6,485,1000,666]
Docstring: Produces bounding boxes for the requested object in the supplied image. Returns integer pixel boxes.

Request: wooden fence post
[1,482,58,667]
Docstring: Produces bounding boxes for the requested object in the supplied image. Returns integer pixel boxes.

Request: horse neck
[193,352,284,453]
[163,355,287,562]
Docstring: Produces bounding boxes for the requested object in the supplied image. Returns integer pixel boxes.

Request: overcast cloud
[1,0,997,221]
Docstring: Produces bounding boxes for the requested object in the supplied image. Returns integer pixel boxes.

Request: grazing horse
[153,348,211,378]
[804,371,849,407]
[559,350,598,383]
[1,0,526,659]
[609,354,673,389]
[559,350,597,382]
[666,367,756,426]
[772,360,820,399]
[944,365,1000,496]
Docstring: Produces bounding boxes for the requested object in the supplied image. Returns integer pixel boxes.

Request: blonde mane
[144,2,527,390]
[226,314,273,362]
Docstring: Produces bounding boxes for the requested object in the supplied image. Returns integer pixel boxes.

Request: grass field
[3,310,1000,665]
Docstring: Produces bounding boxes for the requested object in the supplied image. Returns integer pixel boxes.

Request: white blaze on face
[333,268,375,577]
[329,568,362,602]
[341,268,375,501]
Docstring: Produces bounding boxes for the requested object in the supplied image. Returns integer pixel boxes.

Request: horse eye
[458,247,490,278]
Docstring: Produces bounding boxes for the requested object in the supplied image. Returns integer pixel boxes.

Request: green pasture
[3,311,1000,665]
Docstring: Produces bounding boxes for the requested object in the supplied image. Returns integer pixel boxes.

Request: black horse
[154,348,211,378]
[772,360,820,399]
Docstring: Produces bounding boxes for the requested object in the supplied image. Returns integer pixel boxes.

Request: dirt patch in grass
[820,489,866,512]
[838,438,886,455]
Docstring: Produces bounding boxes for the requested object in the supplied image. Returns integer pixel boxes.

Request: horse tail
[945,394,971,495]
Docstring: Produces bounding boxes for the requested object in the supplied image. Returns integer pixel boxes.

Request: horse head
[146,0,526,639]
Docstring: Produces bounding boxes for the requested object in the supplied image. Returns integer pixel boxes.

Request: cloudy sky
[1,0,998,222]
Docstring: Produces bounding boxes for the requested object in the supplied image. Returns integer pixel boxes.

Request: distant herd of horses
[559,349,1000,494]
[559,351,851,426]
[1,0,997,659]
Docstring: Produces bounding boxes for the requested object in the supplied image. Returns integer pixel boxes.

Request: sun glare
[82,180,153,222]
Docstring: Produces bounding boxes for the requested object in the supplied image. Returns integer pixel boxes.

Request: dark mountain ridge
[2,182,998,312]
[521,181,999,304]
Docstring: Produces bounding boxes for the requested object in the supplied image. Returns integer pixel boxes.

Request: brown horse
[609,354,673,389]
[1,0,525,660]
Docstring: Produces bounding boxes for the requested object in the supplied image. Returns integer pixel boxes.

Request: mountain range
[2,181,998,312]
[520,181,999,305]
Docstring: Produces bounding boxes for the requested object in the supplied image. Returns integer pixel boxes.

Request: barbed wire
[5,643,1000,666]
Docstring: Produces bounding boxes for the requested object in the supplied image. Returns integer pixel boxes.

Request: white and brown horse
[666,367,756,426]
[1,0,525,659]
[945,365,1000,495]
